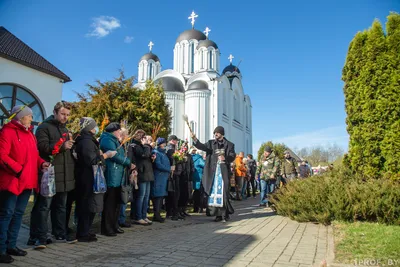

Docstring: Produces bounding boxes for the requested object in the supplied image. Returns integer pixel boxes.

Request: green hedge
[270,168,400,225]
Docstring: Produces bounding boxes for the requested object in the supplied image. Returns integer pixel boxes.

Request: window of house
[0,84,45,130]
[222,88,227,115]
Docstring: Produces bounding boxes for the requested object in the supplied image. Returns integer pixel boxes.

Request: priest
[191,126,236,222]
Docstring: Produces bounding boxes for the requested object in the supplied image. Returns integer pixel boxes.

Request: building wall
[0,57,63,117]
[165,92,185,139]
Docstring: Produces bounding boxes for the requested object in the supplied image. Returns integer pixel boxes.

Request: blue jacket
[151,147,171,197]
[99,132,131,188]
[192,154,205,190]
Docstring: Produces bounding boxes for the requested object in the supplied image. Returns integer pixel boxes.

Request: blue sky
[1,0,399,153]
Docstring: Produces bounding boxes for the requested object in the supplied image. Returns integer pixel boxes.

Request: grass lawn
[333,221,400,266]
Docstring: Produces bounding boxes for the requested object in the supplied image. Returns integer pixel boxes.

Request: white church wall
[165,92,185,139]
[0,57,63,117]
[184,90,210,144]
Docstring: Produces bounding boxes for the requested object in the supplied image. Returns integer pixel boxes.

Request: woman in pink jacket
[0,105,49,264]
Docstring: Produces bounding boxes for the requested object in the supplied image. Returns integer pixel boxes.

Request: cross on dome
[228,54,234,64]
[148,41,154,52]
[188,11,198,28]
[204,27,211,38]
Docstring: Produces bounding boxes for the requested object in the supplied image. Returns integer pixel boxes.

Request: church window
[190,43,195,73]
[201,50,204,69]
[209,51,213,69]
[0,84,45,131]
[234,92,240,122]
[141,63,144,80]
[245,105,248,127]
[148,63,153,79]
[182,43,185,72]
[222,88,227,115]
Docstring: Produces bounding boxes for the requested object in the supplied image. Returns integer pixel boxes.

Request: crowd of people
[0,101,313,264]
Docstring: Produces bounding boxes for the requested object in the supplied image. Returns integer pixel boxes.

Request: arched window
[245,105,248,127]
[209,51,213,69]
[200,50,204,69]
[0,84,45,129]
[182,43,185,73]
[148,62,153,79]
[141,62,144,80]
[233,91,240,122]
[222,88,227,115]
[190,43,195,73]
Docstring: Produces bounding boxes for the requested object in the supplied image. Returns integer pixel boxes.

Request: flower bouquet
[173,151,185,163]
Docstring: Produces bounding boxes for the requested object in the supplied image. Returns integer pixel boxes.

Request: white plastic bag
[40,165,56,197]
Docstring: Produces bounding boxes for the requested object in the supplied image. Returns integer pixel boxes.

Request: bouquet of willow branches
[183,114,195,137]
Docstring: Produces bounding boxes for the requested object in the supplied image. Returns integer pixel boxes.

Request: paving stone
[14,197,334,267]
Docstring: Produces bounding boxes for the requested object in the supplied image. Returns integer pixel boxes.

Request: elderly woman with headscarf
[0,106,49,263]
[74,118,117,242]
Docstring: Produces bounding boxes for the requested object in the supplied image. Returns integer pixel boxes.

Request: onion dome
[197,39,218,50]
[223,63,241,74]
[176,29,207,43]
[139,52,160,63]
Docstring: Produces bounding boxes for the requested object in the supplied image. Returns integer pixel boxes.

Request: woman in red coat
[0,105,49,264]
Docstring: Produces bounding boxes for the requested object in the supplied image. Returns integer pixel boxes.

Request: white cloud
[124,36,134,43]
[253,126,349,154]
[86,16,121,38]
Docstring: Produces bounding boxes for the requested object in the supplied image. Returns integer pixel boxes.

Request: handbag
[93,164,107,194]
[167,172,175,192]
[121,168,133,204]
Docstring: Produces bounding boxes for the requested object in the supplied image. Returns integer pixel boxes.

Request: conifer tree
[342,13,400,179]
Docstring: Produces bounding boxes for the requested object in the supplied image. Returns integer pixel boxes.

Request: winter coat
[166,143,176,166]
[151,147,171,197]
[234,155,247,177]
[299,165,311,178]
[247,159,257,179]
[281,157,299,177]
[99,132,131,188]
[192,154,205,190]
[0,120,45,195]
[35,115,75,192]
[74,132,105,213]
[128,140,154,183]
[182,153,195,182]
[257,151,280,181]
[193,138,236,196]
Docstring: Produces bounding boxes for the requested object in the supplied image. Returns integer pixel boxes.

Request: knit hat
[264,146,272,153]
[213,126,225,136]
[11,105,33,121]
[168,135,178,141]
[157,137,167,145]
[105,122,121,133]
[79,117,97,133]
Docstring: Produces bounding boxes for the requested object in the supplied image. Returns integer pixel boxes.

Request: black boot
[0,253,14,264]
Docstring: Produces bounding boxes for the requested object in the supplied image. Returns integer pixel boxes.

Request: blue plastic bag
[93,165,107,194]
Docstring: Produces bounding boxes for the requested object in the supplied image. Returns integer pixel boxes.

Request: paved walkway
[8,197,335,267]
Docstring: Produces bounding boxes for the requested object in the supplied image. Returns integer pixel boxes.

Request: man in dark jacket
[246,154,257,198]
[29,101,77,249]
[281,150,299,182]
[192,126,236,222]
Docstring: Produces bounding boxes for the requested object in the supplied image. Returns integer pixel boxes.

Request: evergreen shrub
[270,168,400,225]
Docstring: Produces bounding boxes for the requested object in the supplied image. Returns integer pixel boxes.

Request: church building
[134,12,253,154]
